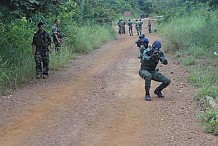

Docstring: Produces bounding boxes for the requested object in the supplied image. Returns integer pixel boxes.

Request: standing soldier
[148,19,152,33]
[32,22,52,79]
[139,19,143,35]
[120,19,125,34]
[139,40,171,101]
[52,19,62,53]
[117,19,121,34]
[135,19,140,35]
[128,19,133,36]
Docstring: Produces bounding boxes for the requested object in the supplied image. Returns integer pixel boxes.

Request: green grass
[159,10,218,135]
[198,109,218,135]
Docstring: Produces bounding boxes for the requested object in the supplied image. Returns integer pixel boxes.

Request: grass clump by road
[159,10,218,135]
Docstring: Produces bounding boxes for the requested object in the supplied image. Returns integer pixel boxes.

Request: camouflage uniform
[148,20,152,33]
[139,48,171,97]
[117,20,122,34]
[52,24,62,53]
[128,20,133,36]
[135,20,140,35]
[120,20,125,34]
[32,31,51,76]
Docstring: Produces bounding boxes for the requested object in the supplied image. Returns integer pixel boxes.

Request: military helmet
[143,38,149,43]
[152,40,161,50]
[139,34,145,39]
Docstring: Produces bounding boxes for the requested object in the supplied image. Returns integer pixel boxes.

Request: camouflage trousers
[136,27,141,35]
[148,25,152,33]
[34,52,50,75]
[139,69,171,94]
[55,43,61,53]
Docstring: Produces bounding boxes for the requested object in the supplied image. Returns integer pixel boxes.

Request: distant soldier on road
[128,19,133,36]
[148,19,152,33]
[139,40,171,101]
[120,19,125,34]
[32,22,52,79]
[117,19,122,34]
[135,19,140,35]
[52,19,62,53]
[139,19,143,35]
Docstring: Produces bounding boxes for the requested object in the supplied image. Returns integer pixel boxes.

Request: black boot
[154,88,164,98]
[145,94,151,101]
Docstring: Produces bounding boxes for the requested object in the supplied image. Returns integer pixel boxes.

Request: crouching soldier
[32,22,52,79]
[139,40,171,101]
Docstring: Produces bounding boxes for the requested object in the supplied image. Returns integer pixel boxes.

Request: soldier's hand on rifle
[151,51,160,59]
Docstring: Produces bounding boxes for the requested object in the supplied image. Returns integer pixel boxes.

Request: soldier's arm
[159,51,168,65]
[142,49,152,61]
[47,33,53,53]
[32,34,37,55]
[52,26,60,43]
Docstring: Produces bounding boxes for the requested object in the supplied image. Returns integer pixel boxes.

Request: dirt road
[0,19,217,146]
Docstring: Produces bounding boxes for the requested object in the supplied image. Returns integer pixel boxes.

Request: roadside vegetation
[157,0,218,135]
[1,0,217,136]
[0,0,145,94]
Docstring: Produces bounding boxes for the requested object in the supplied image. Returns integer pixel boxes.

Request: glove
[151,51,160,59]
[162,60,168,65]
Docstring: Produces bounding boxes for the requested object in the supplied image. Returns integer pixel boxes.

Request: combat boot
[154,88,164,98]
[145,94,152,101]
[36,74,41,79]
[42,74,48,79]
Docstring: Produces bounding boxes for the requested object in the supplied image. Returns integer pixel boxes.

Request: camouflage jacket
[32,31,51,52]
[141,48,168,71]
[128,21,133,28]
[52,24,62,42]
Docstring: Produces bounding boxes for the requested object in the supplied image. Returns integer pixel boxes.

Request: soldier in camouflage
[139,40,171,101]
[117,19,122,34]
[128,19,133,36]
[52,19,62,53]
[135,19,140,35]
[148,19,152,33]
[139,19,143,35]
[120,19,125,34]
[32,22,52,79]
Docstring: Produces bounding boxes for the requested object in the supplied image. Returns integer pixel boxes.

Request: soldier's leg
[34,53,42,78]
[55,43,61,54]
[139,28,142,35]
[131,28,133,36]
[149,26,152,33]
[152,70,171,97]
[139,69,152,101]
[42,53,50,76]
[139,70,152,95]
